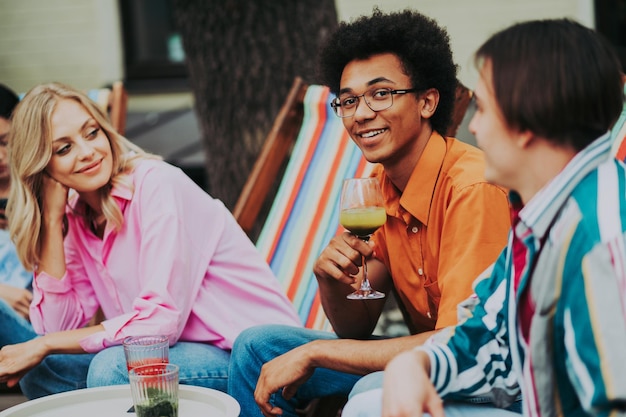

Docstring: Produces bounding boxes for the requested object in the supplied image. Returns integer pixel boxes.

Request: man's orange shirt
[372,133,510,333]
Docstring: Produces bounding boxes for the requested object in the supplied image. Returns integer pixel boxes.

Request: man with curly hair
[228,9,512,417]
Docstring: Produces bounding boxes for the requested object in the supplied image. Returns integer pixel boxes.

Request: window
[595,0,626,71]
[119,0,189,91]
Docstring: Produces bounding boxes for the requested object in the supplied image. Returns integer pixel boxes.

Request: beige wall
[0,0,593,98]
[335,0,594,89]
[0,0,123,93]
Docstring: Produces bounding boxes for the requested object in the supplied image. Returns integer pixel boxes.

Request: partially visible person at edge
[0,82,301,400]
[0,84,36,352]
[341,18,626,417]
[228,8,513,417]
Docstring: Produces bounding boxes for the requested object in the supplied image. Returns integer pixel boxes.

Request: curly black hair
[318,8,458,135]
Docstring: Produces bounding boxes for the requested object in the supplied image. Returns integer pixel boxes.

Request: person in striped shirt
[342,18,626,417]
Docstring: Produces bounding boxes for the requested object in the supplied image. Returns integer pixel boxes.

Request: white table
[0,385,240,417]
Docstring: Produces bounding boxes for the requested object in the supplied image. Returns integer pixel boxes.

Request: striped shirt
[419,132,626,416]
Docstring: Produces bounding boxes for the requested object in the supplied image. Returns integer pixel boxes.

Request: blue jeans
[0,298,36,347]
[228,325,363,417]
[19,341,230,399]
[229,325,522,417]
[343,388,522,417]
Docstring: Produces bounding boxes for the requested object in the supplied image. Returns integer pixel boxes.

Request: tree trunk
[171,0,338,209]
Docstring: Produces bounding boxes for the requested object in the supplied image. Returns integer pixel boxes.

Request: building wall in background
[0,0,592,99]
[0,0,122,93]
[336,0,594,89]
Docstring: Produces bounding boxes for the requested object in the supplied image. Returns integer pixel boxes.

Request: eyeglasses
[330,87,417,118]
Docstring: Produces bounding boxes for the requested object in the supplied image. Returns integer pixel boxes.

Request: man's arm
[254,331,437,417]
[412,253,519,402]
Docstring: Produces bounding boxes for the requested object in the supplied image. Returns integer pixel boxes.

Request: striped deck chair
[234,77,472,331]
[254,83,375,330]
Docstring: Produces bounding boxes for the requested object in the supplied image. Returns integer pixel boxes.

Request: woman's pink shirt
[30,159,301,352]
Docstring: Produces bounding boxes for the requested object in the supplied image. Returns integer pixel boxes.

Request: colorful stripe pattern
[256,85,374,331]
[419,133,626,416]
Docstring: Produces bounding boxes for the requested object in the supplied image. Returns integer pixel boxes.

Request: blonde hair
[8,82,160,270]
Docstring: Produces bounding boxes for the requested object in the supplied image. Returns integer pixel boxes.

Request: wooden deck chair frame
[86,81,128,135]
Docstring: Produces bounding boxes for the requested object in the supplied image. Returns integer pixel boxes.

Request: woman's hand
[38,174,69,279]
[41,173,69,225]
[0,338,47,387]
[0,284,32,320]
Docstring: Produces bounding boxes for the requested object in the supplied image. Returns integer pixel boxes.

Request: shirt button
[427,311,432,319]
[411,226,419,233]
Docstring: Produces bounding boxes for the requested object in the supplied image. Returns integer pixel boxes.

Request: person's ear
[516,129,535,149]
[420,88,439,119]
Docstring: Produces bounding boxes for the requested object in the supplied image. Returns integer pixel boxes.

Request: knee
[19,366,44,399]
[349,371,385,399]
[232,324,293,360]
[231,324,307,380]
[87,346,127,387]
[230,325,276,372]
[342,388,383,417]
[20,354,92,399]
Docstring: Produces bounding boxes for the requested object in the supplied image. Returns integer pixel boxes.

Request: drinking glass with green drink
[339,178,387,300]
[129,363,179,417]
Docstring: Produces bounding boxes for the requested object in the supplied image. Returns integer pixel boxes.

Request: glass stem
[360,253,373,292]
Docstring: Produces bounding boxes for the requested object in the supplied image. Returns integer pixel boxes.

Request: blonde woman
[0,82,300,399]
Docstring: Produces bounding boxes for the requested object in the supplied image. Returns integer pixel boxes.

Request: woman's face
[46,99,113,194]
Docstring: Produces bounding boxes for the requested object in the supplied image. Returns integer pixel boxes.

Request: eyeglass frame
[330,87,418,118]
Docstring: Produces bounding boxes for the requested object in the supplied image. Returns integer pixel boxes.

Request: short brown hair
[475,19,624,151]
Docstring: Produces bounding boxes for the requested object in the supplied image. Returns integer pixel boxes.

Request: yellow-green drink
[340,207,386,238]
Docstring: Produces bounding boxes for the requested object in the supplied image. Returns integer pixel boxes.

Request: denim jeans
[87,341,230,390]
[343,388,522,417]
[0,298,83,400]
[228,325,364,417]
[229,325,523,417]
[19,341,231,400]
[0,298,37,347]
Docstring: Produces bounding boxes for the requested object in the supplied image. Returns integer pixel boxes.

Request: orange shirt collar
[378,132,446,226]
